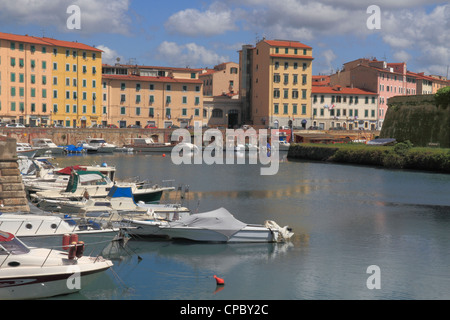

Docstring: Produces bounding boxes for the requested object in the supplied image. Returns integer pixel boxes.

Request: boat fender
[70,234,79,244]
[76,241,85,258]
[68,242,77,260]
[62,234,71,251]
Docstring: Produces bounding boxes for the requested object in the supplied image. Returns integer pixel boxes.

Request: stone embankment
[0,136,29,212]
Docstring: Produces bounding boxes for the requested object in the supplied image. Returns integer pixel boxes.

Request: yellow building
[0,32,103,127]
[240,39,314,128]
[0,32,53,126]
[42,38,103,127]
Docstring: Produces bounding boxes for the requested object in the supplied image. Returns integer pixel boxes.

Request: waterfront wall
[380,95,450,148]
[0,136,29,212]
[0,128,174,146]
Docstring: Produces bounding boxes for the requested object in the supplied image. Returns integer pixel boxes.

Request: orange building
[102,65,204,128]
[239,39,314,128]
[0,32,53,126]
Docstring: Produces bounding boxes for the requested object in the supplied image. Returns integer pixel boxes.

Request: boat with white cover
[158,207,294,243]
[0,230,113,300]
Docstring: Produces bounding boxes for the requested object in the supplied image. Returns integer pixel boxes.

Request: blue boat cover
[108,185,134,199]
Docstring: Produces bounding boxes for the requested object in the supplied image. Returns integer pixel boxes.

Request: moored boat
[0,230,113,300]
[158,207,294,243]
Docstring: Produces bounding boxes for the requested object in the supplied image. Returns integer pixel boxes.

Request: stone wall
[0,136,29,213]
[381,95,450,148]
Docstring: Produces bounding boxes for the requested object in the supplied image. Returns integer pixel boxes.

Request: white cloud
[156,41,229,68]
[96,45,124,65]
[0,0,132,35]
[393,50,411,63]
[165,2,238,37]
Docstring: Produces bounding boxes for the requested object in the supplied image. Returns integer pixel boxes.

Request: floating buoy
[68,242,77,260]
[76,241,85,258]
[214,275,225,286]
[62,234,70,251]
[163,154,166,157]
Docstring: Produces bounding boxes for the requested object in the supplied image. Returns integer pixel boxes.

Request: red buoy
[76,241,85,258]
[214,275,225,286]
[68,242,77,260]
[62,234,70,251]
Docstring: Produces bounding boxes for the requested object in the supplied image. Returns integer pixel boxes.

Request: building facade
[199,62,241,128]
[47,38,103,128]
[239,39,314,129]
[311,86,378,130]
[330,59,418,129]
[0,32,103,127]
[102,65,204,128]
[0,33,53,126]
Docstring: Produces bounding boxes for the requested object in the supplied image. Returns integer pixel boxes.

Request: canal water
[46,151,450,300]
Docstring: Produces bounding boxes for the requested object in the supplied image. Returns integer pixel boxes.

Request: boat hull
[0,260,112,300]
[160,226,279,243]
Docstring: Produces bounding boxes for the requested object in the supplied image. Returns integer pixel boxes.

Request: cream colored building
[102,65,204,128]
[312,86,378,130]
[239,39,314,128]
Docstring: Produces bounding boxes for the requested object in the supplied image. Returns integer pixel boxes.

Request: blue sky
[0,0,448,76]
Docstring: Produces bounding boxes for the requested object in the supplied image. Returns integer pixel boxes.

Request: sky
[0,0,449,77]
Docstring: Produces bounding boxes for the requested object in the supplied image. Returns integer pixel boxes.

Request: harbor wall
[0,128,173,147]
[0,136,30,212]
[380,95,450,148]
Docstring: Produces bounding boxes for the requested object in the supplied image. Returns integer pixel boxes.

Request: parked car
[144,124,158,129]
[106,124,118,128]
[6,123,26,128]
[127,124,142,128]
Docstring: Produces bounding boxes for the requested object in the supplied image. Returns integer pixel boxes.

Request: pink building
[330,59,417,129]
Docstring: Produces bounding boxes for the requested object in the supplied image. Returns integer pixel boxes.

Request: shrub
[435,86,450,109]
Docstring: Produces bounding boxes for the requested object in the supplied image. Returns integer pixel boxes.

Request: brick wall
[0,136,30,213]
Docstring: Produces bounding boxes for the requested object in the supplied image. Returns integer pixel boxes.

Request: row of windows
[119,94,200,105]
[379,84,415,95]
[118,82,201,92]
[8,57,46,69]
[274,61,308,71]
[313,108,376,118]
[274,74,308,85]
[9,41,98,60]
[274,47,308,56]
[7,87,47,98]
[274,89,308,99]
[4,101,47,112]
[273,103,308,115]
[313,95,376,104]
[118,107,202,117]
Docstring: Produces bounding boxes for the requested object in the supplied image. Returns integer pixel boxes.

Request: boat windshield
[0,238,30,255]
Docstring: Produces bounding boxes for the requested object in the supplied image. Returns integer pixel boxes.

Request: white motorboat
[85,138,117,153]
[16,143,39,158]
[0,213,122,251]
[0,230,113,300]
[37,185,189,216]
[31,138,66,156]
[32,171,174,204]
[159,208,294,243]
[123,138,175,153]
[77,140,99,153]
